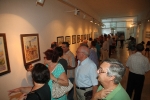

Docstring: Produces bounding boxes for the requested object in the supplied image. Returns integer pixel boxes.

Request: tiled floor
[110,44,150,100]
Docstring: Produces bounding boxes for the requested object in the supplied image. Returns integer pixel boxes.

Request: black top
[26,83,51,100]
[58,58,68,74]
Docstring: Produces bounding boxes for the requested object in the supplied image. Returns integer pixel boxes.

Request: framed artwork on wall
[0,33,10,76]
[72,35,76,44]
[87,34,89,40]
[77,35,80,43]
[145,31,150,38]
[84,34,86,40]
[81,35,84,42]
[57,36,64,46]
[20,34,41,65]
[65,36,71,44]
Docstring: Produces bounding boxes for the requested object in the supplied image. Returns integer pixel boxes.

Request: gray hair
[79,45,90,56]
[103,58,125,84]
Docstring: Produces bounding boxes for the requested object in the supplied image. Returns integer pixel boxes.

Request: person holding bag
[44,49,69,100]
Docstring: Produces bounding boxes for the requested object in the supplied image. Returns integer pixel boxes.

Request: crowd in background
[8,33,150,100]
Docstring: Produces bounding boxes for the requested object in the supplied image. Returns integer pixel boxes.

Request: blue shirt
[75,57,98,87]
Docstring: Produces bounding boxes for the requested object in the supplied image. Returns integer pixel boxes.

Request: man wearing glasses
[93,59,130,100]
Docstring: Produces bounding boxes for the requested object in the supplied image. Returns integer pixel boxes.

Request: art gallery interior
[0,0,150,100]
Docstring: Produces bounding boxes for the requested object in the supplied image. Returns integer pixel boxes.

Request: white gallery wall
[0,0,99,100]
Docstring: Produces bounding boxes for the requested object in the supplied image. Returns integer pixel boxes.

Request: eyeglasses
[98,67,107,74]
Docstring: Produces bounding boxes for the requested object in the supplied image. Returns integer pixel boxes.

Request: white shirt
[126,52,150,75]
[75,57,98,87]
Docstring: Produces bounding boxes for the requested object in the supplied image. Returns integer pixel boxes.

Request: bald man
[75,45,98,100]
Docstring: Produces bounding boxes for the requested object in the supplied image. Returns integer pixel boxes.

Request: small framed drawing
[65,36,71,44]
[20,34,41,65]
[145,32,150,38]
[77,35,80,43]
[0,33,10,76]
[72,35,76,44]
[84,34,86,40]
[57,36,64,46]
[81,35,84,42]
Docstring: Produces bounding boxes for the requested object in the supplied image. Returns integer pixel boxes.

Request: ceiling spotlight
[74,8,80,15]
[90,18,94,23]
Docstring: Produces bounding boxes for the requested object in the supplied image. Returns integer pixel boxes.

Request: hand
[93,89,112,100]
[18,93,27,100]
[8,87,21,96]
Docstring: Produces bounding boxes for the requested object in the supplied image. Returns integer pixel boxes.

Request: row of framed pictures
[57,34,91,46]
[0,33,41,76]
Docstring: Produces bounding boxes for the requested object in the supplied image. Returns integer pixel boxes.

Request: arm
[92,85,98,98]
[67,65,76,70]
[8,87,32,95]
[51,72,69,86]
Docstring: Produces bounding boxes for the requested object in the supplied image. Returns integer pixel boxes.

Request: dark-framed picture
[77,35,80,43]
[84,34,86,40]
[57,36,64,46]
[65,36,71,44]
[0,33,10,76]
[81,35,84,42]
[72,35,76,44]
[87,34,89,40]
[20,34,40,65]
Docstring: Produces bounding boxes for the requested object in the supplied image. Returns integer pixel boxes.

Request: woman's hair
[103,59,125,84]
[54,46,63,57]
[44,49,59,62]
[32,63,50,84]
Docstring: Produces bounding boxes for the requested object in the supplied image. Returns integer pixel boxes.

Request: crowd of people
[8,33,150,100]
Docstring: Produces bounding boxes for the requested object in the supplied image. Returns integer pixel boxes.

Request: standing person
[8,63,51,100]
[55,46,68,74]
[75,45,98,100]
[44,49,69,100]
[93,59,130,100]
[120,34,124,49]
[101,37,109,61]
[61,42,76,100]
[108,34,113,57]
[126,43,150,100]
[50,42,58,50]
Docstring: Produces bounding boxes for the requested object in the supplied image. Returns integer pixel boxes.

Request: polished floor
[110,43,150,100]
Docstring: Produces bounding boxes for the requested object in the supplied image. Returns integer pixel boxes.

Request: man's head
[76,45,89,61]
[97,59,125,85]
[61,42,70,53]
[50,42,58,50]
[136,43,144,52]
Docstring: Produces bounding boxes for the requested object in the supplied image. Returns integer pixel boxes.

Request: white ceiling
[81,0,150,19]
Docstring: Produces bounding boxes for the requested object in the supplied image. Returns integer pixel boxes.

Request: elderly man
[93,59,130,100]
[75,45,98,100]
[61,42,76,100]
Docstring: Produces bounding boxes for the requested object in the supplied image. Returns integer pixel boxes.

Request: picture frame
[145,32,150,38]
[65,36,71,44]
[84,34,86,40]
[72,35,76,44]
[57,36,64,46]
[87,34,89,40]
[77,35,80,43]
[20,34,41,65]
[81,35,84,42]
[0,33,10,76]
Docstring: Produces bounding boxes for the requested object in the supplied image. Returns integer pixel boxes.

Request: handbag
[52,79,73,98]
[84,90,93,100]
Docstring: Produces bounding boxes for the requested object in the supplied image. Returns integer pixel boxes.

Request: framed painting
[65,36,71,44]
[72,35,76,44]
[57,36,64,46]
[84,34,86,40]
[0,33,10,76]
[81,35,84,42]
[77,35,80,43]
[20,34,41,65]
